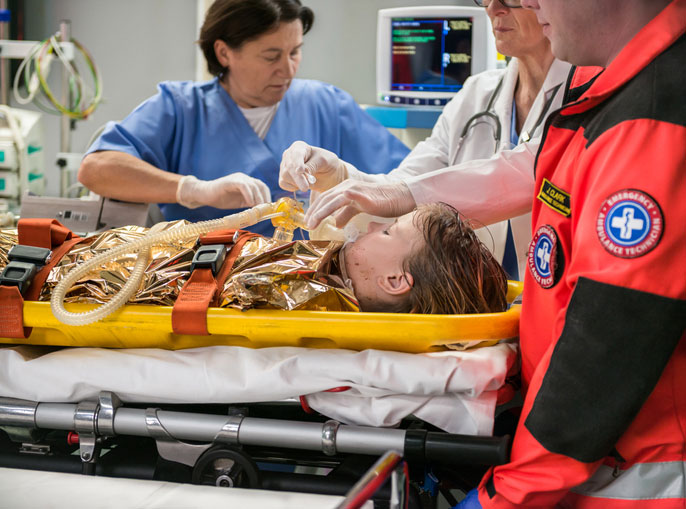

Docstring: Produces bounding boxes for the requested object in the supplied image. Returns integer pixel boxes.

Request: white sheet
[0,343,517,435]
[0,467,366,509]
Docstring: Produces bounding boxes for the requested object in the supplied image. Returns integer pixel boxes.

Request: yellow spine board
[2,281,523,354]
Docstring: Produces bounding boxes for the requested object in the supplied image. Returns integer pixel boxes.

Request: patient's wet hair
[400,203,508,315]
[199,0,314,77]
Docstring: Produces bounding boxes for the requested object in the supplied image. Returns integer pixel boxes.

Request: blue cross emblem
[534,234,553,278]
[605,201,650,246]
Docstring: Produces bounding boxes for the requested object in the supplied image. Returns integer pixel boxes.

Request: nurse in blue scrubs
[78,0,409,235]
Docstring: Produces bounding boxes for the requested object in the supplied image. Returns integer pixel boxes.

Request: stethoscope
[454,75,562,156]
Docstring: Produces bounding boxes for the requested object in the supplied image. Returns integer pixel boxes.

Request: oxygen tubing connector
[273,197,350,242]
[271,197,306,241]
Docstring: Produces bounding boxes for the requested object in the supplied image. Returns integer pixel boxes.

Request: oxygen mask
[270,196,354,243]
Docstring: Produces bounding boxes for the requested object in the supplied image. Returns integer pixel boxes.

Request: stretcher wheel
[191,445,260,489]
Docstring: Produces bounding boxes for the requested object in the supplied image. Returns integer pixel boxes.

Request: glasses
[473,0,523,8]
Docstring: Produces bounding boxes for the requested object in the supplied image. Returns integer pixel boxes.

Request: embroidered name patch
[537,178,571,217]
[596,189,663,259]
[528,224,562,289]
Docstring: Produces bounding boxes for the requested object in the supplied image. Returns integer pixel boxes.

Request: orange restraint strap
[0,219,81,339]
[172,229,260,336]
[18,218,74,249]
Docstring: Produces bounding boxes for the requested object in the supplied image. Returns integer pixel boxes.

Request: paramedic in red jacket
[456,0,686,507]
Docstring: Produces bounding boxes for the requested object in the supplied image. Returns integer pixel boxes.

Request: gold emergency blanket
[0,223,359,312]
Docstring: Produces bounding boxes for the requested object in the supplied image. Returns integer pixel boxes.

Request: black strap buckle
[0,245,52,294]
[190,244,227,276]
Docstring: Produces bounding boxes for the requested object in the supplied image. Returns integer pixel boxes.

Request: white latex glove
[304,179,416,229]
[279,141,358,192]
[176,173,271,209]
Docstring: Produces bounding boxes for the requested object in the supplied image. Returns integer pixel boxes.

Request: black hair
[198,0,314,77]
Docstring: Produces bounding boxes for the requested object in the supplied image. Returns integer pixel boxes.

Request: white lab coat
[389,58,572,278]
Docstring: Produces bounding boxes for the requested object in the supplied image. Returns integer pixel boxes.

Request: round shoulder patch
[528,224,563,289]
[596,189,663,258]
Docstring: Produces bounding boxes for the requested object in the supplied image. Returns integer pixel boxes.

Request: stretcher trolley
[0,208,522,508]
[0,295,520,508]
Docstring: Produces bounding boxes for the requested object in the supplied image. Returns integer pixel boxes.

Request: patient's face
[343,212,423,307]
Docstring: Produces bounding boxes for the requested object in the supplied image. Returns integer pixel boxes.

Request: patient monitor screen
[391,16,473,93]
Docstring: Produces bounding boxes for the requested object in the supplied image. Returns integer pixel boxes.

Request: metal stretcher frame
[0,282,523,353]
[0,392,511,508]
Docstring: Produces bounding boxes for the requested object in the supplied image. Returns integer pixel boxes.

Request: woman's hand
[279,141,349,192]
[176,173,271,209]
[304,179,416,229]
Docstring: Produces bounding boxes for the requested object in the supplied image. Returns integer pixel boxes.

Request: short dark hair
[199,0,314,77]
[402,203,508,315]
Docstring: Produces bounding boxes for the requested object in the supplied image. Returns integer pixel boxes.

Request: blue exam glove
[452,488,483,509]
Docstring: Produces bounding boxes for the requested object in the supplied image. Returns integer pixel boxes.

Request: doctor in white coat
[279,0,572,279]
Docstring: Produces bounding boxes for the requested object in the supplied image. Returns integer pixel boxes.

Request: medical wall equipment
[11,30,101,120]
[0,105,44,203]
[376,7,497,108]
[18,194,159,234]
[0,19,102,201]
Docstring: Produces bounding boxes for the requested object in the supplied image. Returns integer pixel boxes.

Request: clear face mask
[342,222,360,244]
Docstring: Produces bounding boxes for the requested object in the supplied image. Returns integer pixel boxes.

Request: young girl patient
[0,203,507,314]
[342,202,507,314]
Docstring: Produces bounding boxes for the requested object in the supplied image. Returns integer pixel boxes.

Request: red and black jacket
[477,1,686,507]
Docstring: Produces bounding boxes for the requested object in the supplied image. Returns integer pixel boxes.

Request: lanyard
[519,83,562,143]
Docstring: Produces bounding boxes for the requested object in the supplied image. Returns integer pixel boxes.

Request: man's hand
[304,179,416,229]
[279,141,350,193]
[176,173,271,209]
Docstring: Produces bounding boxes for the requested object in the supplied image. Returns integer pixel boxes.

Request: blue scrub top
[502,99,521,281]
[87,78,410,236]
